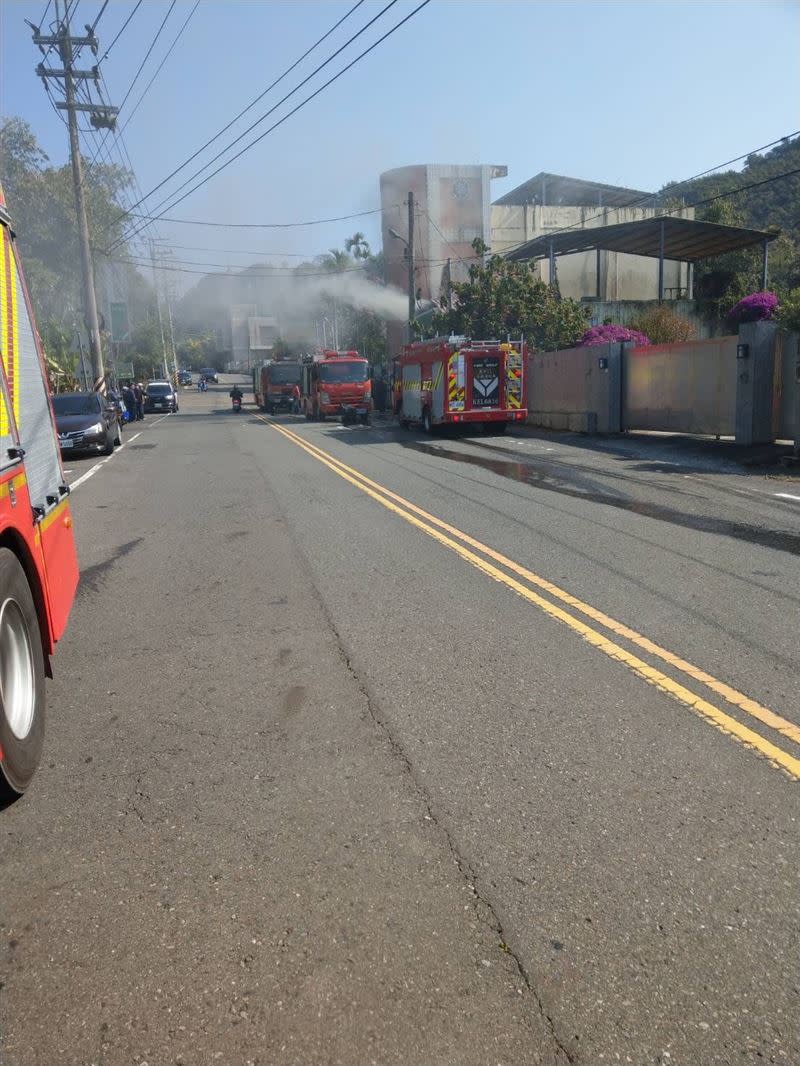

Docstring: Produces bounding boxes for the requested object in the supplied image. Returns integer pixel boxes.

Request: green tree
[345,232,371,261]
[0,116,156,364]
[432,239,588,351]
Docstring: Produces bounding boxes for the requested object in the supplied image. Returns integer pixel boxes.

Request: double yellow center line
[260,417,800,781]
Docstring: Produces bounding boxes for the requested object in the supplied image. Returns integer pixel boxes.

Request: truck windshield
[52,394,100,416]
[269,365,301,384]
[319,362,368,383]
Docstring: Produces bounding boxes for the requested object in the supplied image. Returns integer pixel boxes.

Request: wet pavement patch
[402,440,800,557]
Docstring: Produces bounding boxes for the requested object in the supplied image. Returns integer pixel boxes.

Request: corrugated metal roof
[503,215,777,263]
[493,172,652,208]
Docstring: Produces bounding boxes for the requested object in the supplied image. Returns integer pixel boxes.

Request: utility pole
[32,2,118,393]
[150,241,169,380]
[166,297,179,386]
[407,191,415,334]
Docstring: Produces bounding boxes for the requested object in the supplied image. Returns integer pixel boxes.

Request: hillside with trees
[661,136,800,320]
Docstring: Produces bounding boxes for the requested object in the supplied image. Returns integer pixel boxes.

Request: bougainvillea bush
[579,324,650,347]
[727,291,778,325]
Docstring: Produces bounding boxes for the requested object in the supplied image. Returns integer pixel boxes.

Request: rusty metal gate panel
[622,336,738,436]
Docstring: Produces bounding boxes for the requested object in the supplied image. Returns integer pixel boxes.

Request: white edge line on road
[774,492,800,502]
[69,415,169,491]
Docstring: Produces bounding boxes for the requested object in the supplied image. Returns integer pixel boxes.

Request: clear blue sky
[2,0,798,277]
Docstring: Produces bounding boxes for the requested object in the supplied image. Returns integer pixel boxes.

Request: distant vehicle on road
[200,368,219,383]
[145,381,179,413]
[52,392,121,455]
[178,370,193,387]
[254,359,302,413]
[300,349,372,423]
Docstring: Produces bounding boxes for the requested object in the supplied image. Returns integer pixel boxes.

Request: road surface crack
[325,617,575,1065]
[242,434,575,1063]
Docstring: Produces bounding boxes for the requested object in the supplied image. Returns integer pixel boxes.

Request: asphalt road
[2,379,798,1065]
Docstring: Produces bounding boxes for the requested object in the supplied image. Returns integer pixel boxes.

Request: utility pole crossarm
[54,102,119,114]
[37,64,100,79]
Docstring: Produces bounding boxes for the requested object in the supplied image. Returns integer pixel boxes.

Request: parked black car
[178,369,193,387]
[145,381,179,413]
[52,391,121,456]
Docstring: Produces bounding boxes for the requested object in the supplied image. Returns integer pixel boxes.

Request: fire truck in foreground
[0,187,79,796]
[394,337,527,433]
[300,349,372,424]
[253,357,302,413]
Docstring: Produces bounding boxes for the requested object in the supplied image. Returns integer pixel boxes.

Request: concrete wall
[527,327,798,447]
[527,344,620,433]
[585,298,719,340]
[774,329,799,442]
[624,336,738,436]
[491,204,693,302]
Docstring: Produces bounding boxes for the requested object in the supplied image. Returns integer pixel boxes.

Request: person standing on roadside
[122,383,136,422]
[134,382,145,421]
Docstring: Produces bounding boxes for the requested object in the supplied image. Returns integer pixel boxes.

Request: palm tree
[345,232,371,261]
[321,248,352,272]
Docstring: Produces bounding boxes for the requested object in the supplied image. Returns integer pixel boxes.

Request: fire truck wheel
[422,407,433,434]
[0,549,46,798]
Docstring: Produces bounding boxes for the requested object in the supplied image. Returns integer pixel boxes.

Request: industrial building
[492,172,693,301]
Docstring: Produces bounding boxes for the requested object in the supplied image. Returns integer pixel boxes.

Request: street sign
[117,362,134,380]
[110,302,129,342]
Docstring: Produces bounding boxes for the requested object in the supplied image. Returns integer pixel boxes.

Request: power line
[115,0,432,249]
[90,0,176,167]
[151,243,331,257]
[120,0,200,133]
[115,0,176,113]
[88,0,110,34]
[107,256,372,279]
[113,0,397,234]
[690,166,800,209]
[115,0,366,219]
[115,205,387,230]
[98,0,143,63]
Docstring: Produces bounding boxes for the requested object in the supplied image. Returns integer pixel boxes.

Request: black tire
[113,421,122,446]
[103,429,114,456]
[422,407,433,434]
[0,549,46,799]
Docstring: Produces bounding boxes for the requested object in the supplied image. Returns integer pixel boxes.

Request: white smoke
[292,271,407,321]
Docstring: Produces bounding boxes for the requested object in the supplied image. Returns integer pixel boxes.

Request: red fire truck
[300,349,372,424]
[0,186,80,796]
[253,358,302,413]
[393,337,527,433]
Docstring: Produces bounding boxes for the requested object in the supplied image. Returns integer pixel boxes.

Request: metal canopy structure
[493,172,652,208]
[503,215,779,300]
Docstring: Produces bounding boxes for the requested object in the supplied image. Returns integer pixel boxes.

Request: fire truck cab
[300,349,372,424]
[254,359,302,414]
[0,186,80,796]
[394,337,527,433]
